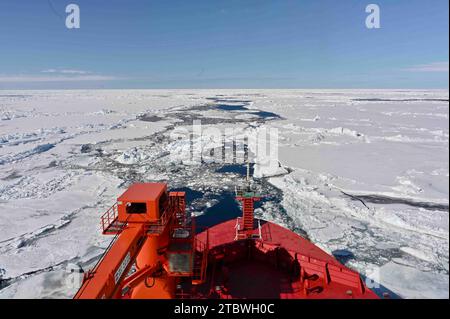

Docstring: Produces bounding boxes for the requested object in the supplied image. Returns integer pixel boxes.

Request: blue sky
[0,0,448,89]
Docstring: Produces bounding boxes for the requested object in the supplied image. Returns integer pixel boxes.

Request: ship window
[126,202,147,214]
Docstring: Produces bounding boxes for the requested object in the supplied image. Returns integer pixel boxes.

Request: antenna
[235,160,261,240]
[246,161,250,183]
[246,160,252,192]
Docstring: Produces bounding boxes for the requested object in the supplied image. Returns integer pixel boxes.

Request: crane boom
[75,223,146,299]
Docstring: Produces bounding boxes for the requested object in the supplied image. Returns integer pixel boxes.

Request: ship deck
[192,219,379,299]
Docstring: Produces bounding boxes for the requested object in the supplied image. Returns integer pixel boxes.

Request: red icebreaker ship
[75,168,378,299]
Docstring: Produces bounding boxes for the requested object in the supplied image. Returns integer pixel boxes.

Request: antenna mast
[246,161,250,186]
[235,161,261,240]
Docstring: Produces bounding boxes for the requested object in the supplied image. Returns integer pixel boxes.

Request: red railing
[255,240,365,294]
[195,237,207,253]
[100,202,119,233]
[192,235,208,284]
[144,203,175,235]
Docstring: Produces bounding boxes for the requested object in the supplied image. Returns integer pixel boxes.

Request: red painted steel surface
[118,183,167,203]
[195,219,379,299]
[74,223,146,299]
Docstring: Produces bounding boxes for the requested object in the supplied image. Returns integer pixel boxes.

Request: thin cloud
[0,74,119,82]
[41,68,91,75]
[405,61,449,73]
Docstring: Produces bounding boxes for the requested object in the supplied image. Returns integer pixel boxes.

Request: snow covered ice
[0,89,448,298]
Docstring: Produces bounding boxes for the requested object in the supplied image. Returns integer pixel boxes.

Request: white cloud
[405,61,449,73]
[0,74,118,82]
[41,69,91,75]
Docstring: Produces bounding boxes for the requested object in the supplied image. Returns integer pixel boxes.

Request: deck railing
[100,202,119,233]
[192,236,208,284]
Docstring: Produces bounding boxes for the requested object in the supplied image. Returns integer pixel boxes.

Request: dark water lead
[250,110,281,119]
[345,193,449,212]
[216,104,248,111]
[215,163,255,176]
